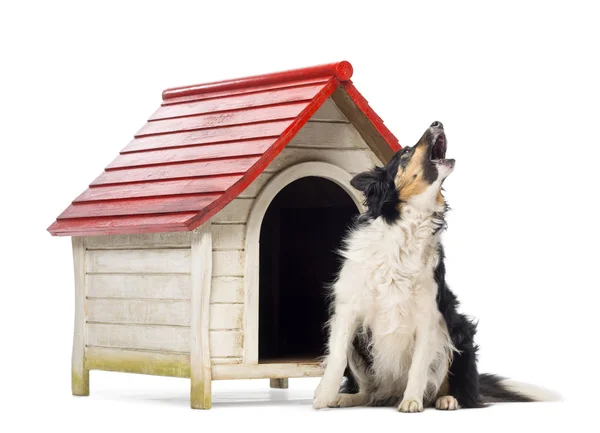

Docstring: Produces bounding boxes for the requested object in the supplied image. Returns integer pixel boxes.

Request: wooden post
[270,378,289,389]
[71,237,89,396]
[190,224,213,409]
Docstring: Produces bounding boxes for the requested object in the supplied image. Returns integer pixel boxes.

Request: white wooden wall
[81,97,383,377]
[234,98,382,200]
[83,230,244,375]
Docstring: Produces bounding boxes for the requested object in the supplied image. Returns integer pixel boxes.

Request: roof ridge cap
[161,61,352,101]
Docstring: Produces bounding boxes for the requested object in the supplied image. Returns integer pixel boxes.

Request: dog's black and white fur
[313,122,559,411]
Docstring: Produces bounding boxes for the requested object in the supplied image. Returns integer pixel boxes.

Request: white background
[1,1,598,431]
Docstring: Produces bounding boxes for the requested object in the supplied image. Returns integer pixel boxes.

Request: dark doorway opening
[258,176,359,363]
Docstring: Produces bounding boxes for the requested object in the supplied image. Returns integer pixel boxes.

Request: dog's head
[350,121,454,222]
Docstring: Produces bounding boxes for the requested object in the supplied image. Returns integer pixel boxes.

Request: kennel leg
[190,224,213,409]
[191,377,212,409]
[72,368,89,396]
[72,237,89,396]
[270,378,289,389]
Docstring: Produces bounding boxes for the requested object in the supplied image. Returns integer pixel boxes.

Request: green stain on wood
[85,350,191,378]
[72,369,90,396]
[191,381,212,409]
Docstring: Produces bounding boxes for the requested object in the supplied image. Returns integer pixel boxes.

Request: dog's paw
[313,394,333,410]
[435,395,459,410]
[398,398,424,413]
[313,384,334,410]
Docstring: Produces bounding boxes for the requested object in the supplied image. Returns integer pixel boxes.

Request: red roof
[48,61,401,236]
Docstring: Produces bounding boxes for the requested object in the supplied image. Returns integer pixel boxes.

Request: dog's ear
[350,169,384,194]
[350,167,398,220]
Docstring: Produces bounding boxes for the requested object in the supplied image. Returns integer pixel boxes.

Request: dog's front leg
[313,304,357,409]
[398,322,434,413]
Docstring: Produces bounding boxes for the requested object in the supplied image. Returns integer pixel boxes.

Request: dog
[313,121,559,411]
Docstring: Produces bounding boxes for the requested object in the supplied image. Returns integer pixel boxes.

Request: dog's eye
[413,174,418,180]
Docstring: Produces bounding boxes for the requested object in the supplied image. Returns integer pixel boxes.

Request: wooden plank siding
[82,228,245,369]
[86,324,243,357]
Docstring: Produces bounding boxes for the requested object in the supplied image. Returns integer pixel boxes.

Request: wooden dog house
[47,60,401,409]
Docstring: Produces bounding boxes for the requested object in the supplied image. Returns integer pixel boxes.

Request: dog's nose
[430,121,444,129]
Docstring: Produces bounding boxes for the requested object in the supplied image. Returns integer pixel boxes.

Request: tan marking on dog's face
[394,141,432,202]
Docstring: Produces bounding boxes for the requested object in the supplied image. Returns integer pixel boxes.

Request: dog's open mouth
[431,133,447,161]
[431,133,455,169]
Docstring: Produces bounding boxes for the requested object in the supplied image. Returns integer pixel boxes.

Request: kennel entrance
[258,176,359,363]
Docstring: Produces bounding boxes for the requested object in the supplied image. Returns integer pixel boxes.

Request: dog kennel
[47,60,401,409]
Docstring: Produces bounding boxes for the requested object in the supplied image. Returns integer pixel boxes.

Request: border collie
[313,121,559,411]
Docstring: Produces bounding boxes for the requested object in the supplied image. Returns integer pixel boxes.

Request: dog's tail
[479,373,562,404]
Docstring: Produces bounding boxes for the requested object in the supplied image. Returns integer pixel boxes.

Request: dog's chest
[362,263,441,383]
[362,263,437,345]
[352,220,441,376]
[358,224,440,321]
